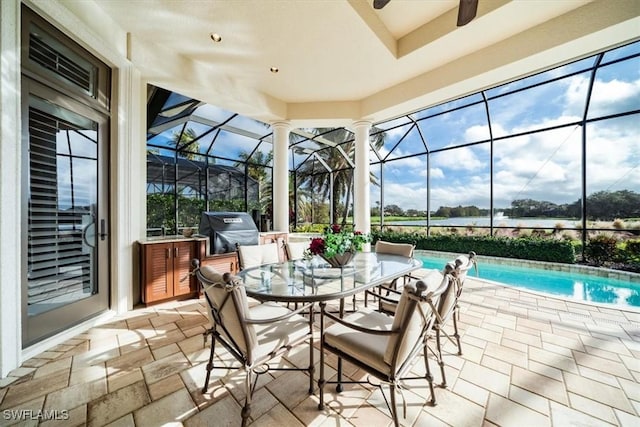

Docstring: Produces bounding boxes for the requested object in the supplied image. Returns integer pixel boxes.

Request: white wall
[0,0,23,379]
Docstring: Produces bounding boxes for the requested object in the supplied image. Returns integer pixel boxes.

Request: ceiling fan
[373,0,479,27]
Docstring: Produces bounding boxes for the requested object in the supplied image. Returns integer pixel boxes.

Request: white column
[271,121,291,233]
[353,121,372,245]
[0,0,22,377]
[113,63,143,313]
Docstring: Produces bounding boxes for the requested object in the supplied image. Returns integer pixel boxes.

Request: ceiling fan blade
[457,0,478,26]
[373,0,391,10]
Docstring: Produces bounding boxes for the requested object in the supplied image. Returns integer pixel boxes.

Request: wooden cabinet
[139,234,288,305]
[141,240,197,304]
[195,239,239,273]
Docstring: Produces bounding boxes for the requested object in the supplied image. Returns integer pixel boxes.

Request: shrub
[625,239,640,256]
[612,218,625,229]
[584,234,618,266]
[371,231,576,263]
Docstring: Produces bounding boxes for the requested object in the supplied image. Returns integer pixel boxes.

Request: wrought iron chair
[366,252,478,389]
[317,273,453,426]
[193,260,314,427]
[364,240,416,309]
[424,252,478,388]
[436,251,477,353]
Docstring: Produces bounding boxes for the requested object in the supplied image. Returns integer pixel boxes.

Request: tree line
[429,190,639,220]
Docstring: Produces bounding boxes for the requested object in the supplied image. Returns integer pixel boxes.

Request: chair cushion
[261,243,280,264]
[324,308,393,376]
[436,275,457,324]
[238,244,264,269]
[379,270,443,314]
[239,243,280,269]
[455,253,476,284]
[200,265,226,284]
[384,282,435,368]
[249,303,310,364]
[202,273,257,358]
[375,240,415,257]
[285,241,308,261]
[380,296,399,314]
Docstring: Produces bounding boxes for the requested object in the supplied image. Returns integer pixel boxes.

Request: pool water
[417,255,640,309]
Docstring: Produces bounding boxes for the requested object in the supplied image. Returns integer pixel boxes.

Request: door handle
[100,219,108,240]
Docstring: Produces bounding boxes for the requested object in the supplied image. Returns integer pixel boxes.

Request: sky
[374,52,640,211]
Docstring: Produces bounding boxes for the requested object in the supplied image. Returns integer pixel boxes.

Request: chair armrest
[245,302,314,325]
[322,310,396,336]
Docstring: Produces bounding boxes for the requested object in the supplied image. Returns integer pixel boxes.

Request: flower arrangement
[307,224,371,260]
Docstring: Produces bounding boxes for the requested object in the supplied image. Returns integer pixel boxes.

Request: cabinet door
[173,240,195,296]
[200,252,238,274]
[143,243,172,303]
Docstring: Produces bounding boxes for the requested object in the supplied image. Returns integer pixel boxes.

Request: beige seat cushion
[375,240,415,257]
[455,254,475,284]
[285,241,308,261]
[200,265,226,283]
[249,302,310,364]
[201,264,308,365]
[384,285,420,367]
[203,278,256,357]
[324,308,393,376]
[373,241,416,289]
[379,269,443,314]
[238,243,280,269]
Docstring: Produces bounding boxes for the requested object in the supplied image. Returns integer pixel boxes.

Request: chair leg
[308,304,315,394]
[202,331,216,393]
[453,309,462,356]
[241,369,253,427]
[436,328,447,388]
[336,299,344,393]
[389,383,399,427]
[423,343,437,406]
[318,302,326,410]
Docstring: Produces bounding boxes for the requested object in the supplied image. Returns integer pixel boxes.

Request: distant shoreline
[383,217,582,228]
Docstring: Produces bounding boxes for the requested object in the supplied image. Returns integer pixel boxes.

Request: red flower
[308,237,325,255]
[330,224,341,233]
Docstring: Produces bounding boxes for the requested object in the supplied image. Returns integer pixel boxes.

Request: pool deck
[0,274,639,426]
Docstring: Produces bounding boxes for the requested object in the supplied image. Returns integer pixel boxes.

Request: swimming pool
[416,251,640,309]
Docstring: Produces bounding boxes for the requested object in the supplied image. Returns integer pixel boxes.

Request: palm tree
[235,149,273,215]
[296,127,385,226]
[172,127,199,160]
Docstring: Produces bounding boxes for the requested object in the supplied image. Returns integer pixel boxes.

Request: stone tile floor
[1,275,639,426]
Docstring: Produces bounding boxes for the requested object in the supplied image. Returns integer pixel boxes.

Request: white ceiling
[64,0,639,126]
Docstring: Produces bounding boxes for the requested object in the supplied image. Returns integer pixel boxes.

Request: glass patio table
[237,251,422,304]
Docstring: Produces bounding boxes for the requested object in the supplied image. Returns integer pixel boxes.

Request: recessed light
[210,33,222,43]
[270,67,279,73]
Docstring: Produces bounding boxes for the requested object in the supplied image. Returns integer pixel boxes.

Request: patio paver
[1,276,639,426]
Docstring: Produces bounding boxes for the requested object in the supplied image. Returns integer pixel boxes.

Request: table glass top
[237,252,422,302]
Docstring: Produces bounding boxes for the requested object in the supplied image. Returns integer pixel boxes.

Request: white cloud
[432,146,483,171]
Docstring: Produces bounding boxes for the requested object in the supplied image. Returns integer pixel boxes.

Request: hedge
[371,230,576,264]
